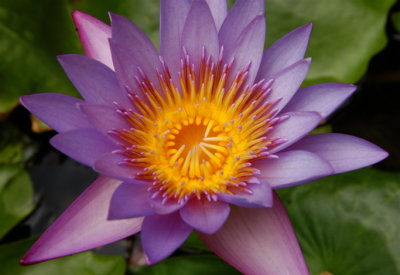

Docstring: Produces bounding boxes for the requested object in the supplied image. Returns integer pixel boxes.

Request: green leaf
[0,121,36,164]
[131,255,240,275]
[392,11,400,33]
[265,0,396,85]
[0,164,34,239]
[70,0,160,46]
[0,0,81,114]
[278,168,400,275]
[182,233,210,251]
[0,237,126,275]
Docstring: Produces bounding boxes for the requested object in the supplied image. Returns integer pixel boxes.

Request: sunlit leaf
[266,0,395,85]
[279,168,400,274]
[0,165,34,239]
[0,0,80,114]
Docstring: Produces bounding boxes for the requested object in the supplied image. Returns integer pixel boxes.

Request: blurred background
[0,0,399,274]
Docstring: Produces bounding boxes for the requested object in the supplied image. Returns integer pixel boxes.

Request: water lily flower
[20,0,387,274]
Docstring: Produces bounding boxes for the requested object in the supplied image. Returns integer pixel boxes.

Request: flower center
[113,51,284,203]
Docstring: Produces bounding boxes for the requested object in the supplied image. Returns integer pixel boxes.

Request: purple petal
[50,129,117,167]
[268,111,322,153]
[94,153,141,182]
[109,181,154,219]
[181,0,219,68]
[20,93,91,133]
[219,179,273,208]
[141,212,192,264]
[199,193,309,275]
[148,196,186,215]
[109,13,160,97]
[205,0,227,30]
[225,15,265,85]
[58,54,129,108]
[21,177,143,265]
[282,83,356,119]
[218,0,264,49]
[160,0,191,77]
[79,103,130,134]
[268,58,311,111]
[288,133,389,173]
[180,199,230,234]
[254,150,333,188]
[257,24,312,80]
[72,11,113,69]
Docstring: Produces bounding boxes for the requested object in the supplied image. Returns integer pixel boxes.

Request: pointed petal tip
[301,22,313,32]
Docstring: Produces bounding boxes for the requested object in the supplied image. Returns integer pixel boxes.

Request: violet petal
[182,0,219,68]
[180,199,230,234]
[20,93,90,133]
[219,180,273,208]
[58,54,129,108]
[199,193,309,275]
[109,181,154,219]
[282,83,357,119]
[160,0,191,80]
[288,133,389,173]
[141,212,192,264]
[257,24,312,80]
[268,111,322,153]
[255,150,333,188]
[50,129,117,167]
[21,177,143,265]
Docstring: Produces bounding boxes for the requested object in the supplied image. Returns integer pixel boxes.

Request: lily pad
[0,237,126,275]
[0,0,80,114]
[279,168,400,274]
[0,165,34,239]
[265,0,396,85]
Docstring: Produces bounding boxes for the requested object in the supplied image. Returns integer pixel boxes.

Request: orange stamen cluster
[112,49,285,203]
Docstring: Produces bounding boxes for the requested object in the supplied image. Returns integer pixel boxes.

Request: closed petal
[160,0,191,78]
[109,13,160,97]
[50,129,117,167]
[257,24,312,80]
[141,212,192,264]
[268,111,322,153]
[180,199,230,234]
[288,133,388,173]
[219,179,273,208]
[282,83,356,119]
[72,11,113,69]
[20,93,90,133]
[109,181,154,219]
[219,0,264,49]
[255,150,333,188]
[268,58,311,111]
[205,0,227,30]
[94,152,141,182]
[182,0,219,68]
[21,177,143,265]
[225,15,265,85]
[79,103,130,134]
[199,193,309,275]
[58,54,129,107]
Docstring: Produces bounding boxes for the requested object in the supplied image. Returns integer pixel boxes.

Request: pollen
[113,49,284,203]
